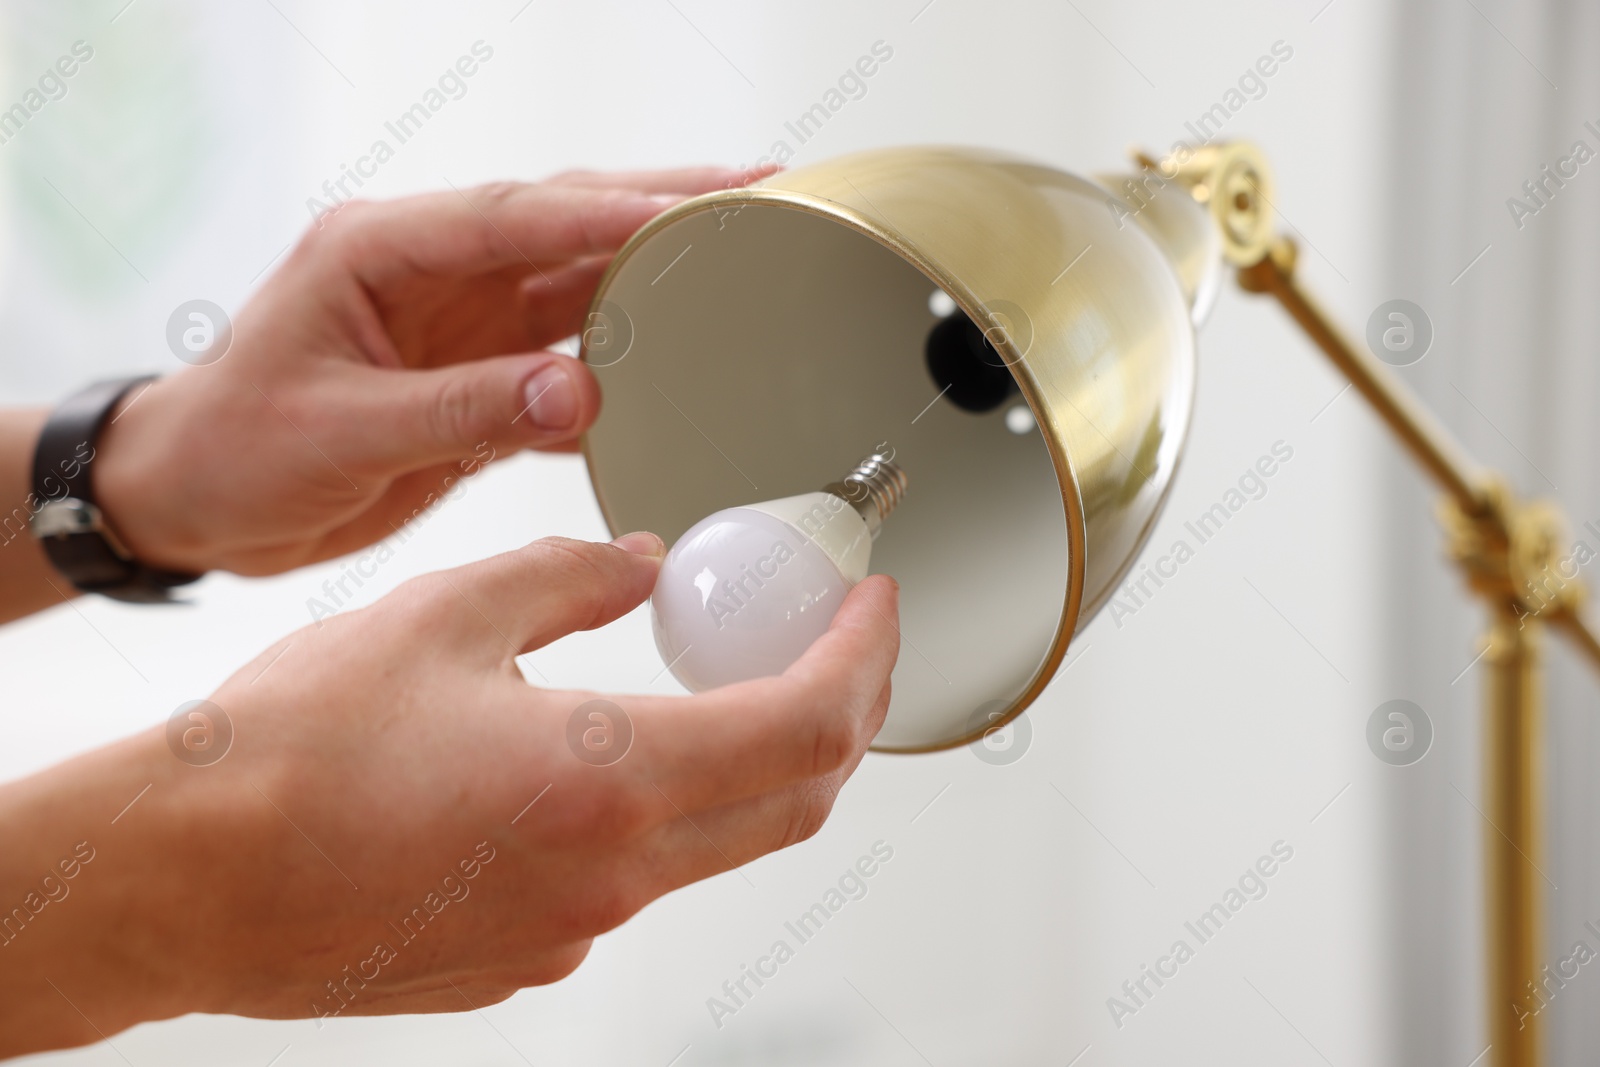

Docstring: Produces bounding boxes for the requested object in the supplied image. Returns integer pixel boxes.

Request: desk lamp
[579,142,1599,1067]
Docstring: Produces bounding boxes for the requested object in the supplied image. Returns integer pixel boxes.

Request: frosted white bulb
[651,454,906,692]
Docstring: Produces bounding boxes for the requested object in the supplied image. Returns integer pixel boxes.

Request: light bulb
[651,451,907,692]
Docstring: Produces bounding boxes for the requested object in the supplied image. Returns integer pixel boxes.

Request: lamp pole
[1222,209,1595,1067]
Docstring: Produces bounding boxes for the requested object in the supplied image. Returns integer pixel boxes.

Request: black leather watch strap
[29,376,202,603]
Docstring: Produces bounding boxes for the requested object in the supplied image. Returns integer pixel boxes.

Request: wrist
[92,377,209,574]
[0,730,228,1055]
[0,408,64,622]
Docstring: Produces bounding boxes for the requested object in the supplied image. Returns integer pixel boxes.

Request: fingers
[540,163,778,195]
[331,182,689,286]
[623,576,900,812]
[328,163,778,285]
[643,676,889,879]
[518,257,613,351]
[280,463,497,570]
[330,351,601,472]
[410,535,664,657]
[530,675,888,930]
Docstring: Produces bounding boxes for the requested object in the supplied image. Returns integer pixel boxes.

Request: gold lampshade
[579,145,1261,752]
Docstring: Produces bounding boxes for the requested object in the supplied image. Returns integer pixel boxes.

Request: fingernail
[611,531,664,558]
[523,365,578,432]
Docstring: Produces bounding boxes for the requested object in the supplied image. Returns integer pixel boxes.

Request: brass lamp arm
[1232,234,1600,1067]
[1235,235,1600,674]
[1552,606,1600,670]
[1146,140,1599,668]
[1236,239,1488,516]
[1160,139,1596,1067]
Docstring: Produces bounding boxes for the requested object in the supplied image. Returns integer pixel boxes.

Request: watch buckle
[31,498,134,559]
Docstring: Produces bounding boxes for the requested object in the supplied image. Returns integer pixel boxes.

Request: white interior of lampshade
[582,201,1072,751]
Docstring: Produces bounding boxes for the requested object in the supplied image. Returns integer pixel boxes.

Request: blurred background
[1,0,1595,1063]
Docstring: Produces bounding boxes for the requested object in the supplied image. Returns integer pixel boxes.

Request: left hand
[94,166,766,576]
[0,535,899,1055]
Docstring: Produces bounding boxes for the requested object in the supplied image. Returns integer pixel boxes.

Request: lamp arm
[1549,599,1600,672]
[1236,239,1487,515]
[1234,235,1600,677]
[1239,233,1598,1067]
[1142,139,1592,1066]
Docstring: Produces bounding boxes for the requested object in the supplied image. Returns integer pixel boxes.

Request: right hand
[0,533,898,1054]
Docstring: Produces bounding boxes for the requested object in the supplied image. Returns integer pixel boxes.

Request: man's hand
[92,166,767,576]
[0,535,898,1054]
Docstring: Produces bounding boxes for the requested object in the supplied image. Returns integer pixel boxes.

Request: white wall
[1,1,1402,1063]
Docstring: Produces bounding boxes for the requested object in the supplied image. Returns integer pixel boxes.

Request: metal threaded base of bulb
[822,452,907,538]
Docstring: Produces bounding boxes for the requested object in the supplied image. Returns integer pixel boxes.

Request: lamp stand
[1222,217,1598,1067]
[1483,607,1544,1066]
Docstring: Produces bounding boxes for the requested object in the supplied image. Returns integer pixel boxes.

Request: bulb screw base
[823,452,907,539]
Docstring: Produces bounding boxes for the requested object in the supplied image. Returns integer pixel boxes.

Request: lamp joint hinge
[1439,482,1586,621]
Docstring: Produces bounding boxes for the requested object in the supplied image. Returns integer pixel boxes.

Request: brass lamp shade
[579,145,1234,752]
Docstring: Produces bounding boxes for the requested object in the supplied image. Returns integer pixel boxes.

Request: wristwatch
[29,376,202,603]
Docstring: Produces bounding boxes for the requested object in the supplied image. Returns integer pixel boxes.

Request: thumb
[344,352,601,471]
